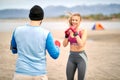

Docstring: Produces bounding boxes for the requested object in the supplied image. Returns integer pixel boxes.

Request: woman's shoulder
[79,28,87,33]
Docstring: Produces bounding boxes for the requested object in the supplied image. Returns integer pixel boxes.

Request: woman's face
[71,15,81,29]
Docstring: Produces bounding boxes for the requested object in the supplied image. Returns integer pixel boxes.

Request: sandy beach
[0,21,120,80]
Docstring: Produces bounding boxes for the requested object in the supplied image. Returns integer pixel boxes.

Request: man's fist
[55,40,61,47]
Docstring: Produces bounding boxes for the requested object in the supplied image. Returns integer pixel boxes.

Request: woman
[63,13,88,80]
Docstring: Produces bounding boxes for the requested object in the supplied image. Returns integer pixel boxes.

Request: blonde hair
[68,13,81,26]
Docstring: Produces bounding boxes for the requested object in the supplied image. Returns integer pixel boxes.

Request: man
[10,5,60,80]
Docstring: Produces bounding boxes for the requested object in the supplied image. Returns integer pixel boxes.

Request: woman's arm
[75,29,87,47]
[63,38,69,47]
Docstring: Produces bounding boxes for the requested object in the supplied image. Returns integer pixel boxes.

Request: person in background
[10,5,61,80]
[63,13,88,80]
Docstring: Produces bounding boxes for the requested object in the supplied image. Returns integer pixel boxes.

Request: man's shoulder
[40,27,50,33]
[15,25,26,30]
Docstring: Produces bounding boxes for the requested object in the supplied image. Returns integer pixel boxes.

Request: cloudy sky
[0,0,120,10]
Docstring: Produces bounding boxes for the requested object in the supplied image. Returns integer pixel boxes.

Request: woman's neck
[30,20,42,26]
[75,26,80,31]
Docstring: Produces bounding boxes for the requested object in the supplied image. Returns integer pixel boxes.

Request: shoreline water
[0,19,120,32]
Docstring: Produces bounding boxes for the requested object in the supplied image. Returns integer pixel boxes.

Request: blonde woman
[63,13,87,80]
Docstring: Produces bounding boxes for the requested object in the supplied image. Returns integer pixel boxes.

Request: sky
[0,0,120,10]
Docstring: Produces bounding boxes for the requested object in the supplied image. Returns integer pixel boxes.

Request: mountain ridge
[0,4,120,18]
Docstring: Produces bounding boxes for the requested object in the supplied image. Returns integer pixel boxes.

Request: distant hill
[0,4,120,18]
[0,9,29,18]
[44,4,120,17]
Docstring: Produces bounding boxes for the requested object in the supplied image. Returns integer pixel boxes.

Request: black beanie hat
[29,5,44,20]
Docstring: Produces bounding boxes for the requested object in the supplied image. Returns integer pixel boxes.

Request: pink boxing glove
[69,27,79,37]
[64,26,78,38]
[65,28,71,38]
[55,40,61,47]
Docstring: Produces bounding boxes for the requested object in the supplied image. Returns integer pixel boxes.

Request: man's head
[29,5,44,21]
